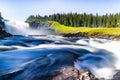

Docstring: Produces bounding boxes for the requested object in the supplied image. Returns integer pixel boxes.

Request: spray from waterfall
[4,20,46,36]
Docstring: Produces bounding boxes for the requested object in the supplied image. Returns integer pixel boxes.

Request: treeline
[26,13,120,27]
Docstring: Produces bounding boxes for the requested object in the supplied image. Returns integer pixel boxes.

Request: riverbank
[50,21,120,40]
[62,33,120,40]
[0,21,11,39]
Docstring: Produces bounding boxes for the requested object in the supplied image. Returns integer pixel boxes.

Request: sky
[0,0,120,21]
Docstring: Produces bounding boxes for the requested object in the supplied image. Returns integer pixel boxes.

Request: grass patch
[49,21,120,36]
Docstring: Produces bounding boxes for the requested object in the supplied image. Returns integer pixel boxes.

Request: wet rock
[0,30,11,39]
[44,69,120,80]
[112,71,120,80]
[63,32,88,38]
[54,67,98,80]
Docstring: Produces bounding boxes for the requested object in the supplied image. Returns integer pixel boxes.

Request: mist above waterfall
[4,21,53,36]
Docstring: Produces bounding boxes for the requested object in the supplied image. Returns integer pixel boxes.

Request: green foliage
[26,15,48,23]
[26,13,120,28]
[26,15,36,23]
[50,21,120,36]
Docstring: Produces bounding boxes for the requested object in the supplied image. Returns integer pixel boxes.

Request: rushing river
[0,21,120,80]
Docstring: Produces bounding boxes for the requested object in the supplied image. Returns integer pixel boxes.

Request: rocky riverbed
[63,32,120,41]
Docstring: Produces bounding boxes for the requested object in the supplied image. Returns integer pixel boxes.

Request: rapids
[0,36,120,80]
[0,21,120,80]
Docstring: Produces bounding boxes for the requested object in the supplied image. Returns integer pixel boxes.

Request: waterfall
[4,20,42,36]
[1,21,120,79]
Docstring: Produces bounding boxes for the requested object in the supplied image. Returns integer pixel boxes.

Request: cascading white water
[4,20,42,36]
[0,22,120,79]
[76,38,120,79]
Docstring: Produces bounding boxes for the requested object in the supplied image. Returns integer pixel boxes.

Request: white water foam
[4,20,42,36]
[75,38,120,79]
[6,38,118,79]
[1,22,120,79]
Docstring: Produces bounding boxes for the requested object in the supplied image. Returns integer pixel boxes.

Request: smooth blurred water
[0,36,120,80]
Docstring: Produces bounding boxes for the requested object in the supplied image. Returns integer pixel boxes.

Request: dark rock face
[63,32,88,38]
[0,30,11,39]
[29,22,56,35]
[29,22,50,30]
[0,19,11,38]
[113,71,120,80]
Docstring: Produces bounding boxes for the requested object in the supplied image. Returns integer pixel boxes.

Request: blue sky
[0,0,120,21]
